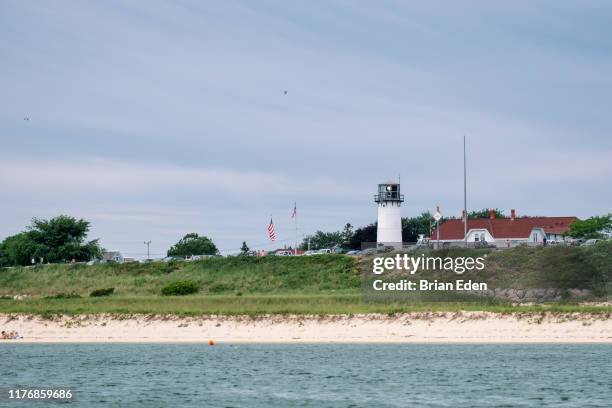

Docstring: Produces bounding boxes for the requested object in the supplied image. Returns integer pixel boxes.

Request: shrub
[161,280,199,296]
[90,287,115,297]
[45,293,81,299]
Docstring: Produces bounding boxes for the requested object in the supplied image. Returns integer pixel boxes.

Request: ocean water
[0,344,610,407]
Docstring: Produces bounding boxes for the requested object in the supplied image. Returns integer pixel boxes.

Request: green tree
[340,223,354,249]
[28,216,101,263]
[348,223,377,250]
[300,230,344,250]
[0,232,38,267]
[402,212,433,242]
[468,208,506,219]
[300,224,354,250]
[0,215,101,266]
[565,215,612,239]
[240,241,250,255]
[167,233,219,257]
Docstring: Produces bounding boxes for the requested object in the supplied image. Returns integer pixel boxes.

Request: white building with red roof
[431,209,577,247]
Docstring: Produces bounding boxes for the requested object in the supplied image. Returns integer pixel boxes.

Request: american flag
[268,218,276,241]
[291,202,297,218]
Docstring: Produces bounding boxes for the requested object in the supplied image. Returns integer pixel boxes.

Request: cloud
[1,1,611,255]
[0,157,364,199]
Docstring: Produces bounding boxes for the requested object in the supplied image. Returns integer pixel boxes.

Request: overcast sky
[1,0,611,257]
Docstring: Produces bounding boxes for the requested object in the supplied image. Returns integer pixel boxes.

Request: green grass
[0,254,359,297]
[0,244,610,316]
[359,242,612,290]
[1,294,610,316]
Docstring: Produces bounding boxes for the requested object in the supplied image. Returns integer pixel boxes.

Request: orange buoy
[208,340,215,346]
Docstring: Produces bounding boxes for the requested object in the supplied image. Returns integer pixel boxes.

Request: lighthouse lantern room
[374,181,404,246]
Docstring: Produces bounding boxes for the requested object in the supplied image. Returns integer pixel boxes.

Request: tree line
[0,216,219,267]
[0,216,102,267]
[1,211,610,266]
[300,209,505,250]
[300,210,612,250]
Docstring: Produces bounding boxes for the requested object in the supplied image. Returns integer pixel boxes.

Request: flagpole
[294,202,298,256]
[463,135,468,248]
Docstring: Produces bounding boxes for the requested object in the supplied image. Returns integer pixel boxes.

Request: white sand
[1,313,611,344]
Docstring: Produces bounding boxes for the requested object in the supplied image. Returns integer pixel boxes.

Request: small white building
[102,251,124,263]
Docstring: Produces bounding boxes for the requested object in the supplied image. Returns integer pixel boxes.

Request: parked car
[583,239,600,246]
[163,256,184,262]
[317,248,332,254]
[345,250,361,256]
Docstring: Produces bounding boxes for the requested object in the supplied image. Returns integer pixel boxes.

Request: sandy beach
[1,312,611,343]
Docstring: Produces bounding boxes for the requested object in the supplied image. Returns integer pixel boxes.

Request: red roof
[432,217,577,240]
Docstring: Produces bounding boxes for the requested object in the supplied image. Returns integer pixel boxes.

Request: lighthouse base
[377,203,402,248]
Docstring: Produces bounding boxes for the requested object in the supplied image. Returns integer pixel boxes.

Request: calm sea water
[0,344,610,407]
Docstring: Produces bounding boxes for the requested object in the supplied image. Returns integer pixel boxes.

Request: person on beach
[1,330,22,340]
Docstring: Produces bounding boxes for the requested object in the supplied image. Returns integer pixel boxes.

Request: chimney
[489,209,495,219]
[511,209,516,220]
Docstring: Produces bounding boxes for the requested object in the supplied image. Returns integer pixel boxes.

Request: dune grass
[0,254,359,297]
[1,294,610,316]
[0,245,610,316]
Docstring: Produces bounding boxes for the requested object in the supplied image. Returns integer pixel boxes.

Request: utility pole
[144,240,151,260]
[292,202,298,256]
[433,205,442,250]
[463,135,468,248]
[436,210,440,248]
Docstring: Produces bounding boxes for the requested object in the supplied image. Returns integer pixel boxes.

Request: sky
[1,0,611,257]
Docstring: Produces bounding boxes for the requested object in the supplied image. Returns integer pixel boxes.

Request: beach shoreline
[2,312,611,344]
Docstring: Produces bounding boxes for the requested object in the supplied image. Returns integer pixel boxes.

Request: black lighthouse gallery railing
[373,192,404,202]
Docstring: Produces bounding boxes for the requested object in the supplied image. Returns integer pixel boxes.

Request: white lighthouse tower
[375,181,404,247]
